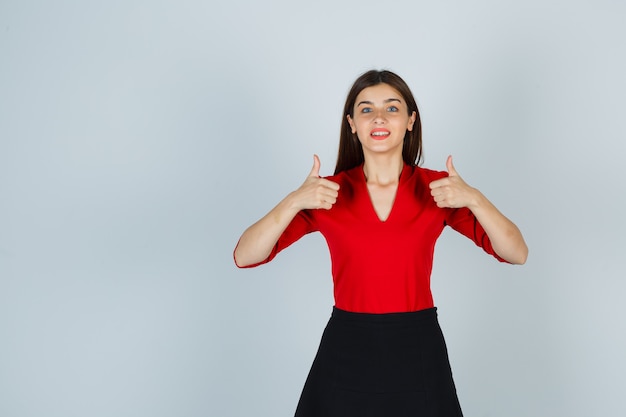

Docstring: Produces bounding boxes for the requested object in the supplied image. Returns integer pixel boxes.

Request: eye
[387,106,399,112]
[361,107,372,113]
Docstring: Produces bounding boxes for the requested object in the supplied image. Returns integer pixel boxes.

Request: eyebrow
[356,98,402,107]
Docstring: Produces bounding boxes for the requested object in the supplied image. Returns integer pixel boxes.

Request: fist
[428,155,476,208]
[294,155,340,210]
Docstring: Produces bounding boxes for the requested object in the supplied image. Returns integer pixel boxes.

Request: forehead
[355,83,404,104]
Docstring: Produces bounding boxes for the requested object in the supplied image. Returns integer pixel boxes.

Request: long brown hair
[334,70,423,174]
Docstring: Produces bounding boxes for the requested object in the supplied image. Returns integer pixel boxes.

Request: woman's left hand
[429,155,528,264]
[429,155,477,209]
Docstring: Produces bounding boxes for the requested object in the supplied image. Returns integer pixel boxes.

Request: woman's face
[347,83,416,159]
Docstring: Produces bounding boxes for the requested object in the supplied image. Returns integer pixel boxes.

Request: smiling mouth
[370,129,390,140]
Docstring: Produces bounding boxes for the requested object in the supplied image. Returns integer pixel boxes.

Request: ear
[407,111,417,131]
[346,114,356,134]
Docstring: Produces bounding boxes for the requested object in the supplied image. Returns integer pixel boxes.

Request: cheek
[355,128,369,142]
[350,120,362,133]
[355,116,373,129]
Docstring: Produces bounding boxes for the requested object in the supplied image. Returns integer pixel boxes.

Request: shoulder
[408,165,448,183]
[401,165,449,203]
[324,164,362,182]
[323,165,363,200]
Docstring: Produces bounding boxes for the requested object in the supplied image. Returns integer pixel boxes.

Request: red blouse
[236,163,506,313]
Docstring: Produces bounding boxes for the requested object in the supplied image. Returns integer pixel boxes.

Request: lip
[370,128,391,140]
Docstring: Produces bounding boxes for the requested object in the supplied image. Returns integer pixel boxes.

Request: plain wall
[1,1,625,416]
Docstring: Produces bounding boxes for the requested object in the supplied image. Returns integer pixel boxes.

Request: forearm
[467,190,528,265]
[235,155,340,267]
[234,193,301,267]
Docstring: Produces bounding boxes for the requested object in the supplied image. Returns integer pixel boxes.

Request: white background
[1,1,625,416]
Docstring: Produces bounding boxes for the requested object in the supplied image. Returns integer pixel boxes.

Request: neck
[362,155,404,185]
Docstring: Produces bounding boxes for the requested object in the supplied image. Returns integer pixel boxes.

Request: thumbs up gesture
[429,155,477,209]
[291,155,340,211]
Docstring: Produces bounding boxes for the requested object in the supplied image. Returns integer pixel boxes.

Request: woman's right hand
[289,155,340,211]
[234,155,339,267]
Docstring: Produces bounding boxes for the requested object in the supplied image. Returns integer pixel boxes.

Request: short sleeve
[443,207,509,263]
[234,210,318,268]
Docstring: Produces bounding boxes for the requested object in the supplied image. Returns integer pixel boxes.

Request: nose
[373,108,386,124]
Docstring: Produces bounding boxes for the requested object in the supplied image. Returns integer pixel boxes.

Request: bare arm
[234,155,340,267]
[429,156,528,264]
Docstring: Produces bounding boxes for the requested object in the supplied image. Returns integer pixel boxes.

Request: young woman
[234,70,528,417]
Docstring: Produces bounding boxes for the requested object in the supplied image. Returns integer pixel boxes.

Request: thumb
[308,154,321,177]
[446,155,459,177]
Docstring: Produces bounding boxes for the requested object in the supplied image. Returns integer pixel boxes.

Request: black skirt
[294,307,463,417]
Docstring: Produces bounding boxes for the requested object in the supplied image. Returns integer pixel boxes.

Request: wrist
[467,188,486,211]
[282,191,305,213]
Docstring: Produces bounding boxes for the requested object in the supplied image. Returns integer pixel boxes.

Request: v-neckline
[361,163,407,223]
